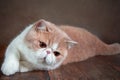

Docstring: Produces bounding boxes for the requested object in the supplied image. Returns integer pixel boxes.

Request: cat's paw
[1,60,19,76]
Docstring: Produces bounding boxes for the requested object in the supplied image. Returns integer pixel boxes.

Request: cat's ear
[34,19,51,32]
[66,39,78,49]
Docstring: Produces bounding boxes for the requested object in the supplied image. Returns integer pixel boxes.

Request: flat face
[24,20,70,69]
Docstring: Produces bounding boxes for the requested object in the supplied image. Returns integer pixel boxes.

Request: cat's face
[25,20,77,69]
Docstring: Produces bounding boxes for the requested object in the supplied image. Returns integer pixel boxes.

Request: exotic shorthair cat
[1,19,120,76]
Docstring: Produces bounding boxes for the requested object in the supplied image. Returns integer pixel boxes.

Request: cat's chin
[37,58,56,66]
[36,57,63,70]
[36,62,60,70]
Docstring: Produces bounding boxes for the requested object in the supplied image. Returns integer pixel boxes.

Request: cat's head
[25,19,77,69]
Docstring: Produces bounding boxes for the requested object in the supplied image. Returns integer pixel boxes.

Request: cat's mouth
[37,54,56,65]
[44,54,56,65]
[36,48,57,65]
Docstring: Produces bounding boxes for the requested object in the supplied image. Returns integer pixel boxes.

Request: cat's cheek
[33,43,41,51]
[56,56,63,61]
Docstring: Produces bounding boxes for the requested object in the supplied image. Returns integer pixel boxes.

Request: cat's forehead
[48,33,67,50]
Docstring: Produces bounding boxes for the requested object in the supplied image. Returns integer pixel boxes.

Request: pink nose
[46,51,51,54]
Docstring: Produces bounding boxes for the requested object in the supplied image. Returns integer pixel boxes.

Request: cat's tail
[97,43,120,55]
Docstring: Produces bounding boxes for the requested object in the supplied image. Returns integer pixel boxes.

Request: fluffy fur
[1,19,120,76]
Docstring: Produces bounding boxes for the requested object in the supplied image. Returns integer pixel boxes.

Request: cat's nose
[46,50,51,54]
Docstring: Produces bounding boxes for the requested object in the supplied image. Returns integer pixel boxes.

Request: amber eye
[54,51,60,56]
[39,41,47,48]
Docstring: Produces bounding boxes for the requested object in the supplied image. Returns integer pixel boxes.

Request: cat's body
[60,26,120,64]
[1,19,120,76]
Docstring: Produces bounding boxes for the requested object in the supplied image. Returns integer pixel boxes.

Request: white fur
[52,43,58,50]
[1,25,67,76]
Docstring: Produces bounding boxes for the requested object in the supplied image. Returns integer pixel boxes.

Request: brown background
[0,0,120,45]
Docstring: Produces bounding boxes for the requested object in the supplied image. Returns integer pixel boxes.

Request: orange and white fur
[1,19,120,76]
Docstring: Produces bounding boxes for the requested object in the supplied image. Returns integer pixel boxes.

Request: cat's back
[59,25,103,63]
[59,25,85,34]
[59,25,95,43]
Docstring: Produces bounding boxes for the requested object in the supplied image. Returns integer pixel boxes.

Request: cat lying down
[1,19,120,76]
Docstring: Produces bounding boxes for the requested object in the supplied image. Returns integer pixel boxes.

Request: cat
[1,19,120,76]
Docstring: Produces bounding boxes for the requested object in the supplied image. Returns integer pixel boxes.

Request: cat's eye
[54,51,60,56]
[39,41,47,48]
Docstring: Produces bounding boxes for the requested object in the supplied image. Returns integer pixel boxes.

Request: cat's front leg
[1,46,20,76]
[1,57,19,76]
